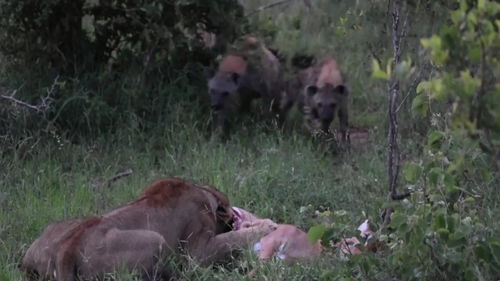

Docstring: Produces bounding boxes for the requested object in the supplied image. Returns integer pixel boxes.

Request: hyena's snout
[210,92,229,111]
[319,107,335,130]
[320,112,334,123]
[211,103,223,111]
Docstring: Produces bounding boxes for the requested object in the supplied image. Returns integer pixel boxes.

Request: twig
[0,76,58,113]
[400,8,409,44]
[368,43,382,65]
[1,90,40,111]
[396,63,425,113]
[393,4,411,113]
[380,207,393,227]
[246,0,296,17]
[107,168,133,187]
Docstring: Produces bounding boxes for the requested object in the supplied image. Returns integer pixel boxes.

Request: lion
[21,178,277,280]
[281,56,349,142]
[206,36,284,136]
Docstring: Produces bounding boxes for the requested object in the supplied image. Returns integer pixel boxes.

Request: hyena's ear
[204,68,216,80]
[231,73,240,84]
[334,85,348,96]
[306,85,318,96]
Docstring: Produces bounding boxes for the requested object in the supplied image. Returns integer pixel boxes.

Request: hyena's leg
[213,110,226,137]
[240,95,253,114]
[278,91,294,128]
[239,88,260,115]
[338,103,350,144]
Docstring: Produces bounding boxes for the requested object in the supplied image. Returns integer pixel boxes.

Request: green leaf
[468,46,482,62]
[427,130,445,148]
[307,225,327,244]
[394,60,412,80]
[476,243,491,261]
[403,162,422,184]
[428,167,443,187]
[416,81,430,94]
[437,228,450,240]
[412,94,428,117]
[390,211,406,230]
[422,35,449,64]
[489,239,500,265]
[446,185,461,203]
[434,212,446,229]
[81,14,96,42]
[460,70,481,97]
[386,58,393,77]
[478,0,485,10]
[421,38,432,48]
[443,173,456,188]
[429,79,447,101]
[372,59,389,80]
[447,156,464,174]
[448,230,467,248]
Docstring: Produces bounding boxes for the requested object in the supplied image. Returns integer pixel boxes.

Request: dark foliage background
[0,0,245,138]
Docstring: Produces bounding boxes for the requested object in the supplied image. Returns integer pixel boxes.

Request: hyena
[206,36,283,136]
[281,56,349,142]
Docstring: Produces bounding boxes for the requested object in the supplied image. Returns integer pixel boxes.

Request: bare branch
[368,43,382,65]
[400,6,410,45]
[107,168,133,187]
[387,0,410,201]
[246,0,297,17]
[0,76,58,113]
[302,0,312,10]
[381,207,394,227]
[1,90,40,111]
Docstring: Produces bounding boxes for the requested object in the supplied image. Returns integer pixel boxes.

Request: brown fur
[22,178,277,280]
[57,217,102,276]
[282,56,349,141]
[135,178,186,207]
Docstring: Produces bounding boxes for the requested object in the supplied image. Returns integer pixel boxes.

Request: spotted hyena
[206,37,283,136]
[281,56,349,142]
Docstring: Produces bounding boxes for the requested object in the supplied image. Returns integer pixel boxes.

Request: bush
[0,0,245,73]
[0,0,247,141]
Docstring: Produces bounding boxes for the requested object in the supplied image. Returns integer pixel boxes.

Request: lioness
[21,178,277,280]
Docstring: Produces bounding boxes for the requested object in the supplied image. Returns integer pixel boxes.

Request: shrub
[0,0,245,73]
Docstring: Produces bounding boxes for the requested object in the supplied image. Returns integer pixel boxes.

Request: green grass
[5,99,496,280]
[0,100,391,280]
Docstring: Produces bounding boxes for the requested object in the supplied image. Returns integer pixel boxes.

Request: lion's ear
[199,185,231,218]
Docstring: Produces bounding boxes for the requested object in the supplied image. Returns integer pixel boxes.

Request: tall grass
[3,89,497,279]
[0,87,390,279]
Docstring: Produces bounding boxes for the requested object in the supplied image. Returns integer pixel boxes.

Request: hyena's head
[305,83,348,131]
[206,71,241,111]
